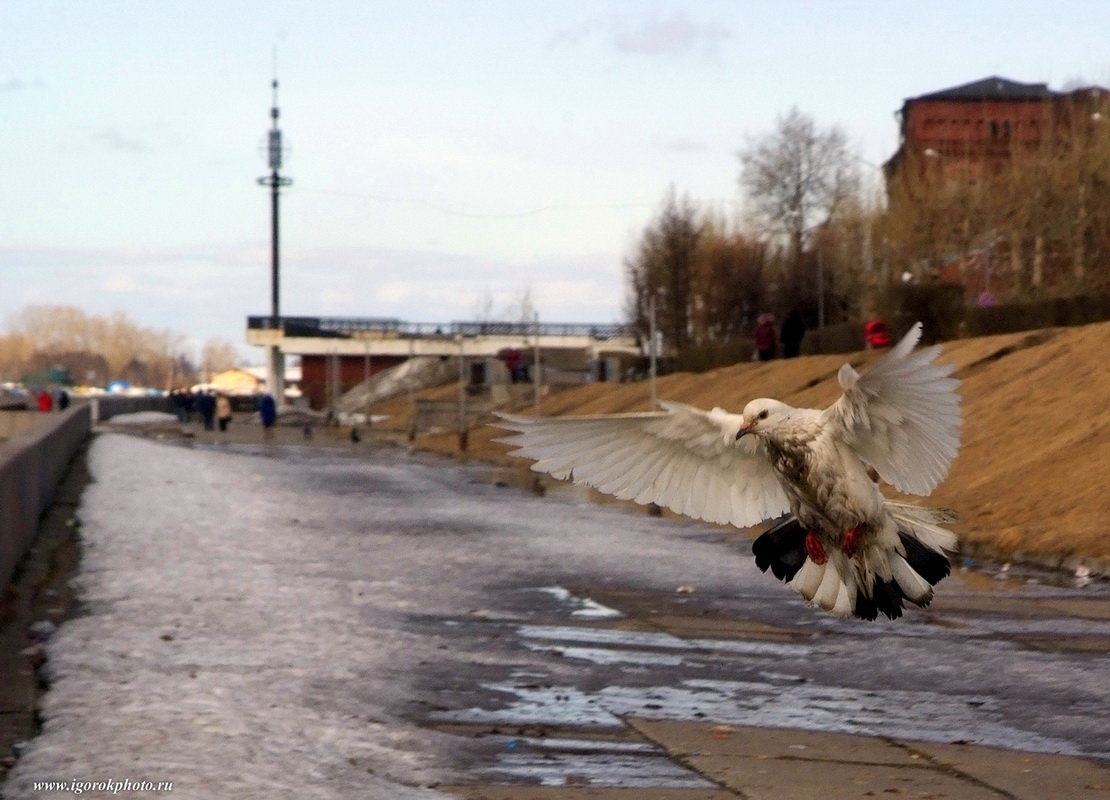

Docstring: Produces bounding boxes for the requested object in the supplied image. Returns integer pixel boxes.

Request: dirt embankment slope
[384,321,1110,567]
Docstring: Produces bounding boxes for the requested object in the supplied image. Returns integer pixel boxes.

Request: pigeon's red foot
[804,530,828,565]
[842,526,862,558]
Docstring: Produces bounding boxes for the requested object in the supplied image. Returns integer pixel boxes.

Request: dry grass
[377,321,1110,566]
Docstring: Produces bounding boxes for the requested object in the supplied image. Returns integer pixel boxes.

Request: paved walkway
[3,424,1107,799]
[445,719,1110,799]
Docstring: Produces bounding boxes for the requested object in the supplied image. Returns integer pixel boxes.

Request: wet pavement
[4,429,1108,798]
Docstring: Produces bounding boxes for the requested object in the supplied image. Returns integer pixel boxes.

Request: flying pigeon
[495,323,961,621]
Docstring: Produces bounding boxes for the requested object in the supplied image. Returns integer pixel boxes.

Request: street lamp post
[258,79,292,405]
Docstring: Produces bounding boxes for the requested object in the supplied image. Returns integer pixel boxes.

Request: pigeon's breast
[767,430,882,529]
[767,436,813,487]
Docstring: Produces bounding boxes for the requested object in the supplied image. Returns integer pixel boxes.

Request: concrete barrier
[0,405,91,591]
[0,411,46,442]
[90,394,173,422]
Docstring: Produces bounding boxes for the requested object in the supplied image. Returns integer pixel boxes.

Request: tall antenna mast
[258,65,292,403]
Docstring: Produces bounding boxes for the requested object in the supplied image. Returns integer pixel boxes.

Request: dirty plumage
[494,323,961,621]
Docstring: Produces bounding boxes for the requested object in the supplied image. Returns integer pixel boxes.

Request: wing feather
[494,402,788,528]
[825,322,961,495]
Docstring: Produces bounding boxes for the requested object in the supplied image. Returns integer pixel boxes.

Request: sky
[3,1,1106,364]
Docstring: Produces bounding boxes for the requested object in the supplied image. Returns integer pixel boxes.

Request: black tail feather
[897,531,952,586]
[854,588,879,621]
[871,578,906,620]
[752,517,808,583]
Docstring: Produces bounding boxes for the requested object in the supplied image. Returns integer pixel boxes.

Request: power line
[294,187,664,220]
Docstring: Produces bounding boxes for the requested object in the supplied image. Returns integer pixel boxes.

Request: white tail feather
[831,579,854,618]
[887,503,959,553]
[890,554,933,603]
[790,559,825,600]
[812,562,843,610]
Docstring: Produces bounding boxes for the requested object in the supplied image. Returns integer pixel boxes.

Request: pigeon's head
[736,398,792,440]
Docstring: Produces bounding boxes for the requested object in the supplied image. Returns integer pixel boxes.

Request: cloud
[552,12,731,58]
[659,136,710,153]
[612,12,731,56]
[548,19,604,48]
[0,77,45,93]
[91,129,151,154]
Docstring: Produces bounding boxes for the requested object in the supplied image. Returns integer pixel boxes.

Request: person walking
[36,388,53,412]
[781,309,806,359]
[170,390,188,423]
[197,391,216,431]
[216,394,232,433]
[754,313,777,362]
[259,393,277,440]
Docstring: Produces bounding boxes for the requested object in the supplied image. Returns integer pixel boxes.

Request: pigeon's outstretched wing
[495,401,789,528]
[825,323,961,496]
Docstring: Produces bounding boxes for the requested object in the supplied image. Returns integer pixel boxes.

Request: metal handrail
[247,316,634,340]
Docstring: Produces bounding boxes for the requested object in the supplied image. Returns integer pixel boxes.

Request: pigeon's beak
[735,419,754,440]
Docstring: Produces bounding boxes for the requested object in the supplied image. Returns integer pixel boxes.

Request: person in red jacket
[864,319,892,349]
[755,313,777,361]
[37,388,54,412]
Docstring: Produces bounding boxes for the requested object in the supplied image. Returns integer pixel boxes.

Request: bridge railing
[248,316,636,341]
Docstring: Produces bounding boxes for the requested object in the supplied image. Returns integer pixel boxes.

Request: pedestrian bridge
[246,315,641,359]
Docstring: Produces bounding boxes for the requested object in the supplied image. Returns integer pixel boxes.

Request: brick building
[886,75,1108,184]
[884,76,1109,297]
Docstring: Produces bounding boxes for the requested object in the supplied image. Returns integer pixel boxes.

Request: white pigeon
[495,322,961,621]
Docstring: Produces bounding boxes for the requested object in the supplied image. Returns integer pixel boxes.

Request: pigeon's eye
[758,410,769,420]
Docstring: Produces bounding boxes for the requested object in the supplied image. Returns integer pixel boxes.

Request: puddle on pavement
[434,594,1091,783]
[441,671,1082,760]
[533,586,623,619]
[517,624,812,658]
[474,734,715,788]
[425,581,1109,788]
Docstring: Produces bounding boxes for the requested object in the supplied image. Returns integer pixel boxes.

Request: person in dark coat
[259,393,277,439]
[170,389,188,423]
[781,309,806,359]
[754,313,777,361]
[183,390,195,423]
[196,391,216,431]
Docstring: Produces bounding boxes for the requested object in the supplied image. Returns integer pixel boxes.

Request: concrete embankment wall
[0,395,174,590]
[89,395,174,422]
[0,411,46,442]
[0,406,91,591]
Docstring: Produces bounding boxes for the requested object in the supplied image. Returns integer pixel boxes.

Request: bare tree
[471,290,495,323]
[739,107,859,305]
[694,218,768,341]
[201,338,240,376]
[0,305,198,387]
[625,188,702,356]
[503,287,538,326]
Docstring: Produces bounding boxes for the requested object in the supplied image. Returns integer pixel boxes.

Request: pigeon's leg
[842,525,862,558]
[804,530,828,565]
